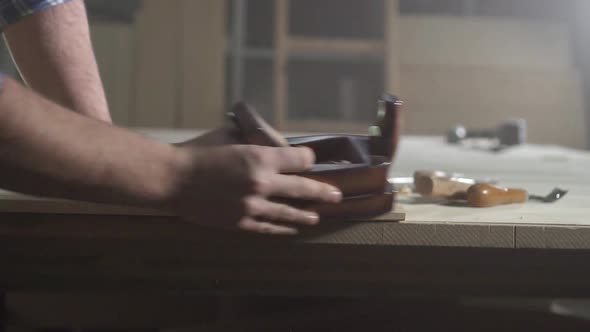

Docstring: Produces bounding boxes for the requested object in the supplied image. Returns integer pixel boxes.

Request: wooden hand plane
[227,94,403,221]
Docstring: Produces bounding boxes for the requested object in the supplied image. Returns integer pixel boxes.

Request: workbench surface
[2,132,590,297]
[140,130,590,227]
[394,136,589,226]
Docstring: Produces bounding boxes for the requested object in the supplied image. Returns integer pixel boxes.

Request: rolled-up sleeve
[0,0,72,29]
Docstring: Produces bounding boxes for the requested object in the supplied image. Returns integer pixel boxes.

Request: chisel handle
[467,183,528,208]
[414,171,472,198]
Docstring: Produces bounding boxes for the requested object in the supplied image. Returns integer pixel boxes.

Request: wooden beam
[180,0,227,129]
[384,0,401,94]
[287,37,384,56]
[273,0,289,129]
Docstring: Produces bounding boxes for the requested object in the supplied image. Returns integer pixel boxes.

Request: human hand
[165,143,342,235]
[176,127,242,147]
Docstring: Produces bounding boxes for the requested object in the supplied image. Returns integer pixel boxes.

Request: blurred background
[1,0,590,149]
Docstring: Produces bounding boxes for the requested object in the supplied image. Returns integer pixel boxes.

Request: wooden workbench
[2,133,590,299]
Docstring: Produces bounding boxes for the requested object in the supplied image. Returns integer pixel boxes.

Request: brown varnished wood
[369,94,404,160]
[300,158,388,197]
[295,188,395,221]
[467,183,528,208]
[227,94,403,221]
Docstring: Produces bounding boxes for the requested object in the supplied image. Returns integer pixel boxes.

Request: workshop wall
[397,16,587,149]
[87,0,587,149]
[89,0,226,129]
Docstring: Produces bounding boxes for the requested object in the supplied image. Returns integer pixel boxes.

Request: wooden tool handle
[228,102,289,147]
[414,171,471,198]
[467,183,528,208]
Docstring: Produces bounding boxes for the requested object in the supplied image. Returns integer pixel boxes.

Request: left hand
[176,126,242,147]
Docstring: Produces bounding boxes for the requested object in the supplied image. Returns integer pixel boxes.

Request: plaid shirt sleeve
[0,0,72,29]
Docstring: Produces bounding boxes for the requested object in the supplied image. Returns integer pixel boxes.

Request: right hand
[165,143,342,235]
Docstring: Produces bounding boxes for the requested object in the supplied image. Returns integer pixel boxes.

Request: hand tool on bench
[412,170,496,198]
[413,170,567,207]
[446,119,527,147]
[227,94,404,220]
[466,183,568,208]
[389,172,497,197]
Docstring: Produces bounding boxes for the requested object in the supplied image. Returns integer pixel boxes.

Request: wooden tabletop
[2,132,590,297]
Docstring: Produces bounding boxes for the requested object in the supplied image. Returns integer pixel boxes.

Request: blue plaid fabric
[0,0,71,29]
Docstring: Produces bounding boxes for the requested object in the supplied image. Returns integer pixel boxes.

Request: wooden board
[0,191,405,222]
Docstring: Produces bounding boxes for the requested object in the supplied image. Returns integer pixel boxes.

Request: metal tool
[529,188,569,203]
[394,170,497,197]
[467,183,568,208]
[447,119,527,150]
[402,172,569,207]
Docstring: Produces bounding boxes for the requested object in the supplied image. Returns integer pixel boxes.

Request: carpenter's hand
[166,143,342,235]
[177,127,242,147]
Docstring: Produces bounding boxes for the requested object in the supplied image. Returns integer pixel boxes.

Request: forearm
[3,0,111,123]
[0,76,344,235]
[0,76,182,207]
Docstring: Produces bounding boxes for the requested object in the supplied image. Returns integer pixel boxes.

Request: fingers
[259,146,316,173]
[246,196,320,226]
[235,196,323,236]
[197,145,347,236]
[262,173,342,203]
[244,145,342,202]
[238,217,298,235]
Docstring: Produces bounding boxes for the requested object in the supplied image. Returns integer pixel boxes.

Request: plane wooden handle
[467,183,528,208]
[414,171,471,198]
